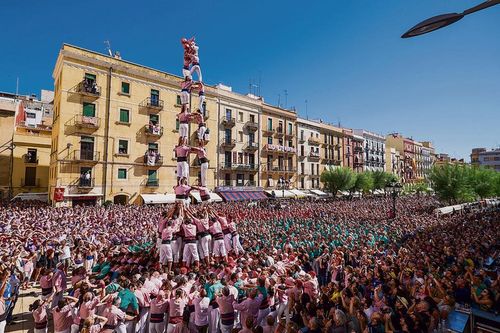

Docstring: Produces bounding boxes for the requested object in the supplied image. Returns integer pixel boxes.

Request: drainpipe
[102,66,112,203]
[216,94,220,187]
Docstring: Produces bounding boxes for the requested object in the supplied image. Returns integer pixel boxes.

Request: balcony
[144,152,163,166]
[245,121,258,131]
[221,117,236,127]
[243,141,259,151]
[21,178,40,187]
[308,137,321,146]
[78,177,95,189]
[24,154,38,164]
[275,128,284,137]
[140,97,164,111]
[145,178,160,187]
[298,154,306,160]
[299,137,306,143]
[263,144,296,154]
[234,164,258,172]
[262,165,296,174]
[221,139,236,149]
[262,128,275,136]
[285,131,295,139]
[74,114,101,129]
[309,152,321,161]
[69,150,100,163]
[73,79,101,97]
[144,124,163,137]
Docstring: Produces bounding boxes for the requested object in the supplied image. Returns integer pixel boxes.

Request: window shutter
[83,103,96,117]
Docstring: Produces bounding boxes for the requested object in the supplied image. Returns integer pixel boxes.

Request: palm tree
[320,166,355,197]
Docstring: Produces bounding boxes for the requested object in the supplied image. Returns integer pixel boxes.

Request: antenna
[305,99,308,119]
[284,89,288,109]
[104,40,113,57]
[278,94,281,108]
[16,77,19,98]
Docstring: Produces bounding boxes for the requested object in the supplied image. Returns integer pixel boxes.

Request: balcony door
[24,167,36,186]
[224,151,232,168]
[248,154,255,168]
[224,129,232,143]
[150,89,159,106]
[80,167,92,186]
[80,136,94,160]
[225,109,232,120]
[83,102,96,117]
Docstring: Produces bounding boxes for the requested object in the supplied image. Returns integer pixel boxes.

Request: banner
[54,187,65,202]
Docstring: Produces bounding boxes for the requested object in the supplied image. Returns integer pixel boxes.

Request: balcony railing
[285,131,295,139]
[244,141,259,151]
[245,121,258,131]
[78,177,95,188]
[144,152,163,166]
[21,178,40,187]
[24,155,38,164]
[221,117,236,127]
[262,165,297,173]
[275,128,284,137]
[309,152,321,160]
[308,137,321,146]
[74,114,101,129]
[221,139,236,149]
[262,128,274,136]
[140,97,164,111]
[144,124,163,137]
[146,178,160,187]
[299,137,306,143]
[70,150,100,162]
[73,79,101,97]
[263,144,296,154]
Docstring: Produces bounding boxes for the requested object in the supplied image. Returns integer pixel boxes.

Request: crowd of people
[0,195,498,333]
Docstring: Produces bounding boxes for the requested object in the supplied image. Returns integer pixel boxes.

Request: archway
[113,194,128,205]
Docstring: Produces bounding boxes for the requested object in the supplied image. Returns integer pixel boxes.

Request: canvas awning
[140,194,176,204]
[218,191,267,202]
[310,189,328,196]
[289,189,308,197]
[265,190,295,198]
[190,191,223,203]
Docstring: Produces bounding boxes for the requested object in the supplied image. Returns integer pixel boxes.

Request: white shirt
[193,296,210,326]
[60,245,71,260]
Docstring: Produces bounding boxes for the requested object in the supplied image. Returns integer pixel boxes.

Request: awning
[218,191,267,202]
[289,189,308,198]
[264,190,295,198]
[190,191,224,203]
[140,193,176,204]
[310,189,328,196]
[64,193,103,197]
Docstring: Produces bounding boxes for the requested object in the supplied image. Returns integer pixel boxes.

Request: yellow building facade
[50,44,218,206]
[260,104,297,188]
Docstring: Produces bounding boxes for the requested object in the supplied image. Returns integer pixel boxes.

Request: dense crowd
[0,196,498,333]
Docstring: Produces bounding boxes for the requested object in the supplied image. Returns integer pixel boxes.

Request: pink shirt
[168,298,187,318]
[182,224,197,239]
[33,305,47,323]
[174,145,191,158]
[101,305,125,328]
[178,112,190,123]
[40,275,52,289]
[53,270,67,292]
[218,216,229,229]
[210,221,223,235]
[233,295,263,327]
[181,80,193,91]
[150,297,169,315]
[196,148,207,159]
[174,185,191,196]
[216,295,235,315]
[193,296,210,327]
[78,298,99,321]
[52,304,74,332]
[194,218,209,233]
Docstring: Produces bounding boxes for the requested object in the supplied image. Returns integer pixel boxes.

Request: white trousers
[232,234,245,256]
[159,244,173,264]
[276,301,288,322]
[256,308,270,326]
[0,320,5,333]
[224,233,233,253]
[182,68,191,79]
[171,238,183,263]
[212,239,227,258]
[125,320,136,333]
[176,161,189,179]
[179,123,188,138]
[149,321,165,333]
[198,235,211,259]
[136,308,150,333]
[200,162,208,187]
[182,243,199,266]
[208,307,220,333]
[190,65,202,82]
[197,126,206,141]
[34,328,48,333]
[181,91,190,105]
[198,94,206,114]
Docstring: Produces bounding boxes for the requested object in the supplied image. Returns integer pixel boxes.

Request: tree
[371,170,390,190]
[350,172,374,194]
[428,164,475,204]
[320,166,355,196]
[466,167,496,199]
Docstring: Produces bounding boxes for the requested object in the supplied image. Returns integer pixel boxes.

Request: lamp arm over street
[463,0,500,15]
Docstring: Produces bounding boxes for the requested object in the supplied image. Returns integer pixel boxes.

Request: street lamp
[278,176,285,199]
[385,181,402,218]
[401,0,500,38]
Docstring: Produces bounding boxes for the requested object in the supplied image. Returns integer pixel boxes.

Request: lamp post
[385,181,402,218]
[402,0,500,38]
[278,176,285,199]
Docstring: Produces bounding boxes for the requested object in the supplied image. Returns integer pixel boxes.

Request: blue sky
[1,0,499,159]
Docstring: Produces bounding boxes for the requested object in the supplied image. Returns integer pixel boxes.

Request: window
[250,114,255,123]
[118,168,127,179]
[267,137,272,145]
[301,146,305,156]
[237,153,243,164]
[26,149,37,163]
[225,129,232,142]
[238,131,243,142]
[301,163,305,174]
[288,123,292,135]
[311,164,315,175]
[119,108,130,123]
[267,118,272,130]
[26,112,36,119]
[148,169,157,181]
[118,140,129,155]
[85,73,96,81]
[288,140,293,147]
[175,119,180,131]
[238,112,243,122]
[149,114,159,125]
[278,138,283,146]
[225,108,232,119]
[236,174,244,186]
[317,164,319,175]
[150,89,159,106]
[224,173,231,186]
[83,102,96,117]
[300,130,304,140]
[248,132,255,143]
[121,82,130,94]
[176,95,182,105]
[148,143,158,152]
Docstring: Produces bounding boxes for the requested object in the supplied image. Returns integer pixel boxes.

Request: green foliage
[320,166,356,195]
[350,172,374,194]
[429,164,498,204]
